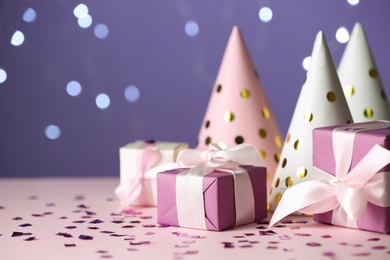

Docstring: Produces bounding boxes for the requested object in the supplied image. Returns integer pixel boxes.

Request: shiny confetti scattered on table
[1,178,389,259]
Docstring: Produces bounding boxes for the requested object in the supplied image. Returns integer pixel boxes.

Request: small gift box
[157,144,267,231]
[269,121,390,234]
[115,140,188,208]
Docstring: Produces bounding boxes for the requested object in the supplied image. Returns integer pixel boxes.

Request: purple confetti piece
[267,246,278,250]
[175,244,189,248]
[145,232,155,235]
[306,242,321,247]
[72,210,82,213]
[77,204,89,209]
[239,245,252,248]
[87,227,100,230]
[323,251,335,257]
[19,223,32,227]
[111,220,124,224]
[0,206,4,209]
[158,224,170,228]
[130,241,151,245]
[294,233,312,237]
[89,219,104,224]
[81,216,92,219]
[100,231,115,234]
[32,214,43,217]
[280,219,293,224]
[139,216,153,219]
[12,217,23,220]
[233,235,245,238]
[72,220,85,224]
[367,237,380,241]
[56,232,73,238]
[96,250,109,253]
[372,246,386,250]
[65,226,77,229]
[110,213,122,216]
[59,216,68,219]
[189,235,206,239]
[269,241,280,244]
[142,224,156,228]
[121,225,135,228]
[295,220,308,224]
[129,220,141,224]
[43,212,53,215]
[283,248,294,252]
[249,241,259,244]
[127,248,138,252]
[321,234,332,238]
[46,203,55,207]
[354,244,363,247]
[222,242,234,248]
[351,252,371,256]
[12,232,24,237]
[256,226,267,229]
[182,240,195,244]
[85,211,96,216]
[184,250,198,255]
[259,230,276,236]
[256,220,269,225]
[74,195,84,201]
[24,236,36,241]
[79,235,93,240]
[244,233,255,236]
[238,240,249,243]
[65,244,76,247]
[274,224,286,228]
[290,227,300,230]
[279,235,291,240]
[110,234,126,237]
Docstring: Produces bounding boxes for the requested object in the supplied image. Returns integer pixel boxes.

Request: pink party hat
[338,22,390,122]
[268,31,353,211]
[196,26,283,193]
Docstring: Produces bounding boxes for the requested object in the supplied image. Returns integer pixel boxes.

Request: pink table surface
[0,178,389,260]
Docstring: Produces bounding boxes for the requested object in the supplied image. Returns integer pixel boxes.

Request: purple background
[1,0,389,177]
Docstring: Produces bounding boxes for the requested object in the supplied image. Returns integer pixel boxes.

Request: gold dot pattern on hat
[369,68,378,78]
[216,84,222,93]
[275,178,280,188]
[266,171,270,180]
[274,193,282,204]
[259,149,266,159]
[240,89,251,99]
[224,112,235,122]
[294,140,302,151]
[217,142,227,150]
[275,135,282,147]
[205,137,211,145]
[303,111,314,123]
[267,203,271,211]
[297,167,308,178]
[285,176,293,187]
[344,85,355,98]
[274,153,280,163]
[261,107,270,119]
[286,133,291,143]
[235,136,244,144]
[205,120,210,128]
[364,107,374,118]
[258,128,267,138]
[327,91,336,102]
[281,158,287,168]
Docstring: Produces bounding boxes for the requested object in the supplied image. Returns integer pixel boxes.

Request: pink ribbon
[175,143,266,230]
[115,143,162,210]
[269,123,390,228]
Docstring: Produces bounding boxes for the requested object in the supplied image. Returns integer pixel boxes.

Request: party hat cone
[338,22,390,122]
[196,26,283,193]
[268,31,353,211]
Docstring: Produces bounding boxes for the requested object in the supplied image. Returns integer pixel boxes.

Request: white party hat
[268,31,353,211]
[196,26,283,193]
[338,22,390,122]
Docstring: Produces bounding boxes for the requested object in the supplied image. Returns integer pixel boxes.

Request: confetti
[351,252,371,256]
[259,230,276,236]
[100,231,115,234]
[294,233,312,237]
[65,226,77,229]
[279,235,291,240]
[56,232,73,238]
[73,220,85,224]
[323,251,335,256]
[19,223,32,227]
[59,216,68,219]
[121,225,135,228]
[267,246,278,250]
[367,238,380,241]
[321,234,332,238]
[85,211,96,216]
[11,232,25,237]
[87,227,100,230]
[77,204,89,209]
[32,214,43,217]
[111,220,124,224]
[239,245,252,248]
[24,236,36,241]
[64,244,76,247]
[145,232,155,235]
[283,248,294,252]
[233,235,245,238]
[306,242,321,247]
[78,235,93,240]
[46,203,55,207]
[12,217,22,220]
[89,219,104,224]
[175,244,189,248]
[372,246,386,250]
[244,233,255,236]
[74,195,85,201]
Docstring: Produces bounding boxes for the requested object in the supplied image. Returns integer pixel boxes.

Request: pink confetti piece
[106,198,115,201]
[267,246,278,250]
[367,238,380,241]
[279,235,291,240]
[130,241,151,245]
[122,209,142,215]
[372,246,386,250]
[351,252,371,256]
[142,224,156,228]
[269,241,280,244]
[321,234,332,238]
[59,216,68,219]
[88,227,100,230]
[79,235,93,240]
[56,232,73,238]
[188,235,206,239]
[280,219,293,224]
[354,244,363,247]
[283,248,294,252]
[249,241,259,244]
[19,223,32,227]
[233,235,245,238]
[306,242,321,247]
[175,244,189,248]
[238,240,249,243]
[182,240,195,244]
[101,255,113,258]
[322,251,335,257]
[64,244,76,247]
[158,224,170,228]
[244,233,255,236]
[239,245,252,248]
[127,248,139,252]
[139,216,153,219]
[145,232,155,235]
[259,230,276,236]
[24,236,36,241]
[294,233,312,237]
[290,227,300,230]
[12,217,23,220]
[121,225,135,228]
[65,226,77,229]
[28,196,38,200]
[89,219,104,224]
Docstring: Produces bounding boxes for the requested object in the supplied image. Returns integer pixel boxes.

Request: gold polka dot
[286,133,291,143]
[261,107,270,119]
[381,90,387,100]
[205,137,211,145]
[235,136,244,144]
[216,84,222,93]
[369,68,378,78]
[266,171,270,180]
[296,167,308,178]
[275,178,280,188]
[281,158,287,168]
[274,153,280,163]
[285,176,294,187]
[275,135,283,147]
[267,203,271,211]
[364,107,374,118]
[259,149,266,159]
[217,142,227,150]
[344,85,355,98]
[303,111,314,123]
[258,128,267,138]
[294,140,302,151]
[327,91,336,102]
[205,120,210,128]
[240,89,251,99]
[224,112,235,122]
[274,193,282,204]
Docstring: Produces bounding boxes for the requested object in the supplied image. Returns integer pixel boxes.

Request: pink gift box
[157,165,267,231]
[313,121,390,234]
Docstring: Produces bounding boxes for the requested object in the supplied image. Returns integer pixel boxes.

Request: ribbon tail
[269,179,337,228]
[115,178,143,211]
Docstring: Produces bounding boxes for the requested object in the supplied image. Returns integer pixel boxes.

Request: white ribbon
[175,143,266,230]
[269,122,390,228]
